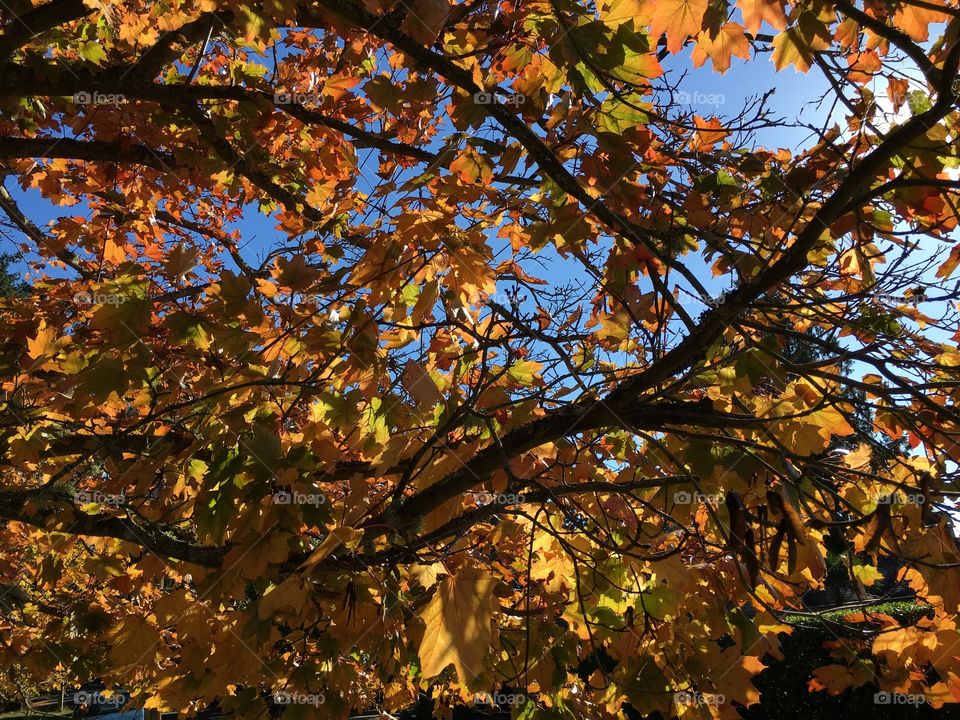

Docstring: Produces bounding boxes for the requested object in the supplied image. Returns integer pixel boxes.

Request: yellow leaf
[298,525,363,574]
[256,278,278,297]
[853,564,884,587]
[872,626,932,659]
[401,359,443,412]
[109,615,163,667]
[26,323,58,365]
[842,444,872,470]
[418,566,497,688]
[258,576,311,619]
[772,13,832,73]
[602,0,652,26]
[649,0,708,54]
[507,359,543,386]
[224,532,291,579]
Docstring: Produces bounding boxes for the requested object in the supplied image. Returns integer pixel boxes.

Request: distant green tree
[0,254,28,298]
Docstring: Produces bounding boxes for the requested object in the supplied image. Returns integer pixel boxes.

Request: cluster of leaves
[0,0,959,718]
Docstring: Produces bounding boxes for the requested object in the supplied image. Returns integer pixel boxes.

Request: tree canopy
[0,0,959,717]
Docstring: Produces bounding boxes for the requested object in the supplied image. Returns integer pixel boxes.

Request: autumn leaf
[401,359,443,412]
[25,323,59,368]
[852,564,884,587]
[299,526,364,574]
[772,13,832,73]
[649,0,708,54]
[400,0,451,44]
[895,4,949,42]
[224,531,291,579]
[2,0,960,712]
[691,22,751,74]
[109,615,163,667]
[418,566,498,687]
[450,146,494,185]
[737,0,787,34]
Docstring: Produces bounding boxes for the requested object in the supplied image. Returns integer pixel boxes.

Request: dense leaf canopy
[0,0,959,717]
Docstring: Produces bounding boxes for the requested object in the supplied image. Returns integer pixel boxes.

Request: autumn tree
[0,0,959,717]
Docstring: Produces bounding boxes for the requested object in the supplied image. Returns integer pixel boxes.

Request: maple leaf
[400,0,451,44]
[649,0,708,54]
[852,564,884,587]
[736,0,787,34]
[299,526,364,574]
[691,22,751,74]
[224,531,291,579]
[25,323,58,367]
[450,146,494,185]
[772,13,833,73]
[109,615,163,668]
[895,4,949,42]
[417,566,498,688]
[3,0,960,711]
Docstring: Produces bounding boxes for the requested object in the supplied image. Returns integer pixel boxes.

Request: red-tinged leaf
[450,146,494,185]
[937,243,960,279]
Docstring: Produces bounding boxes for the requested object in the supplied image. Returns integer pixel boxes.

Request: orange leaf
[737,0,787,34]
[691,22,751,74]
[450,146,493,185]
[895,4,949,42]
[649,0,708,54]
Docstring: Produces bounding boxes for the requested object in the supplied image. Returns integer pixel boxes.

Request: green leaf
[78,40,107,66]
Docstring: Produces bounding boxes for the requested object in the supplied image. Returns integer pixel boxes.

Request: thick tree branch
[307,0,708,327]
[832,0,940,87]
[374,42,960,538]
[0,0,88,59]
[0,136,177,168]
[0,62,439,163]
[0,181,90,278]
[0,487,226,567]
